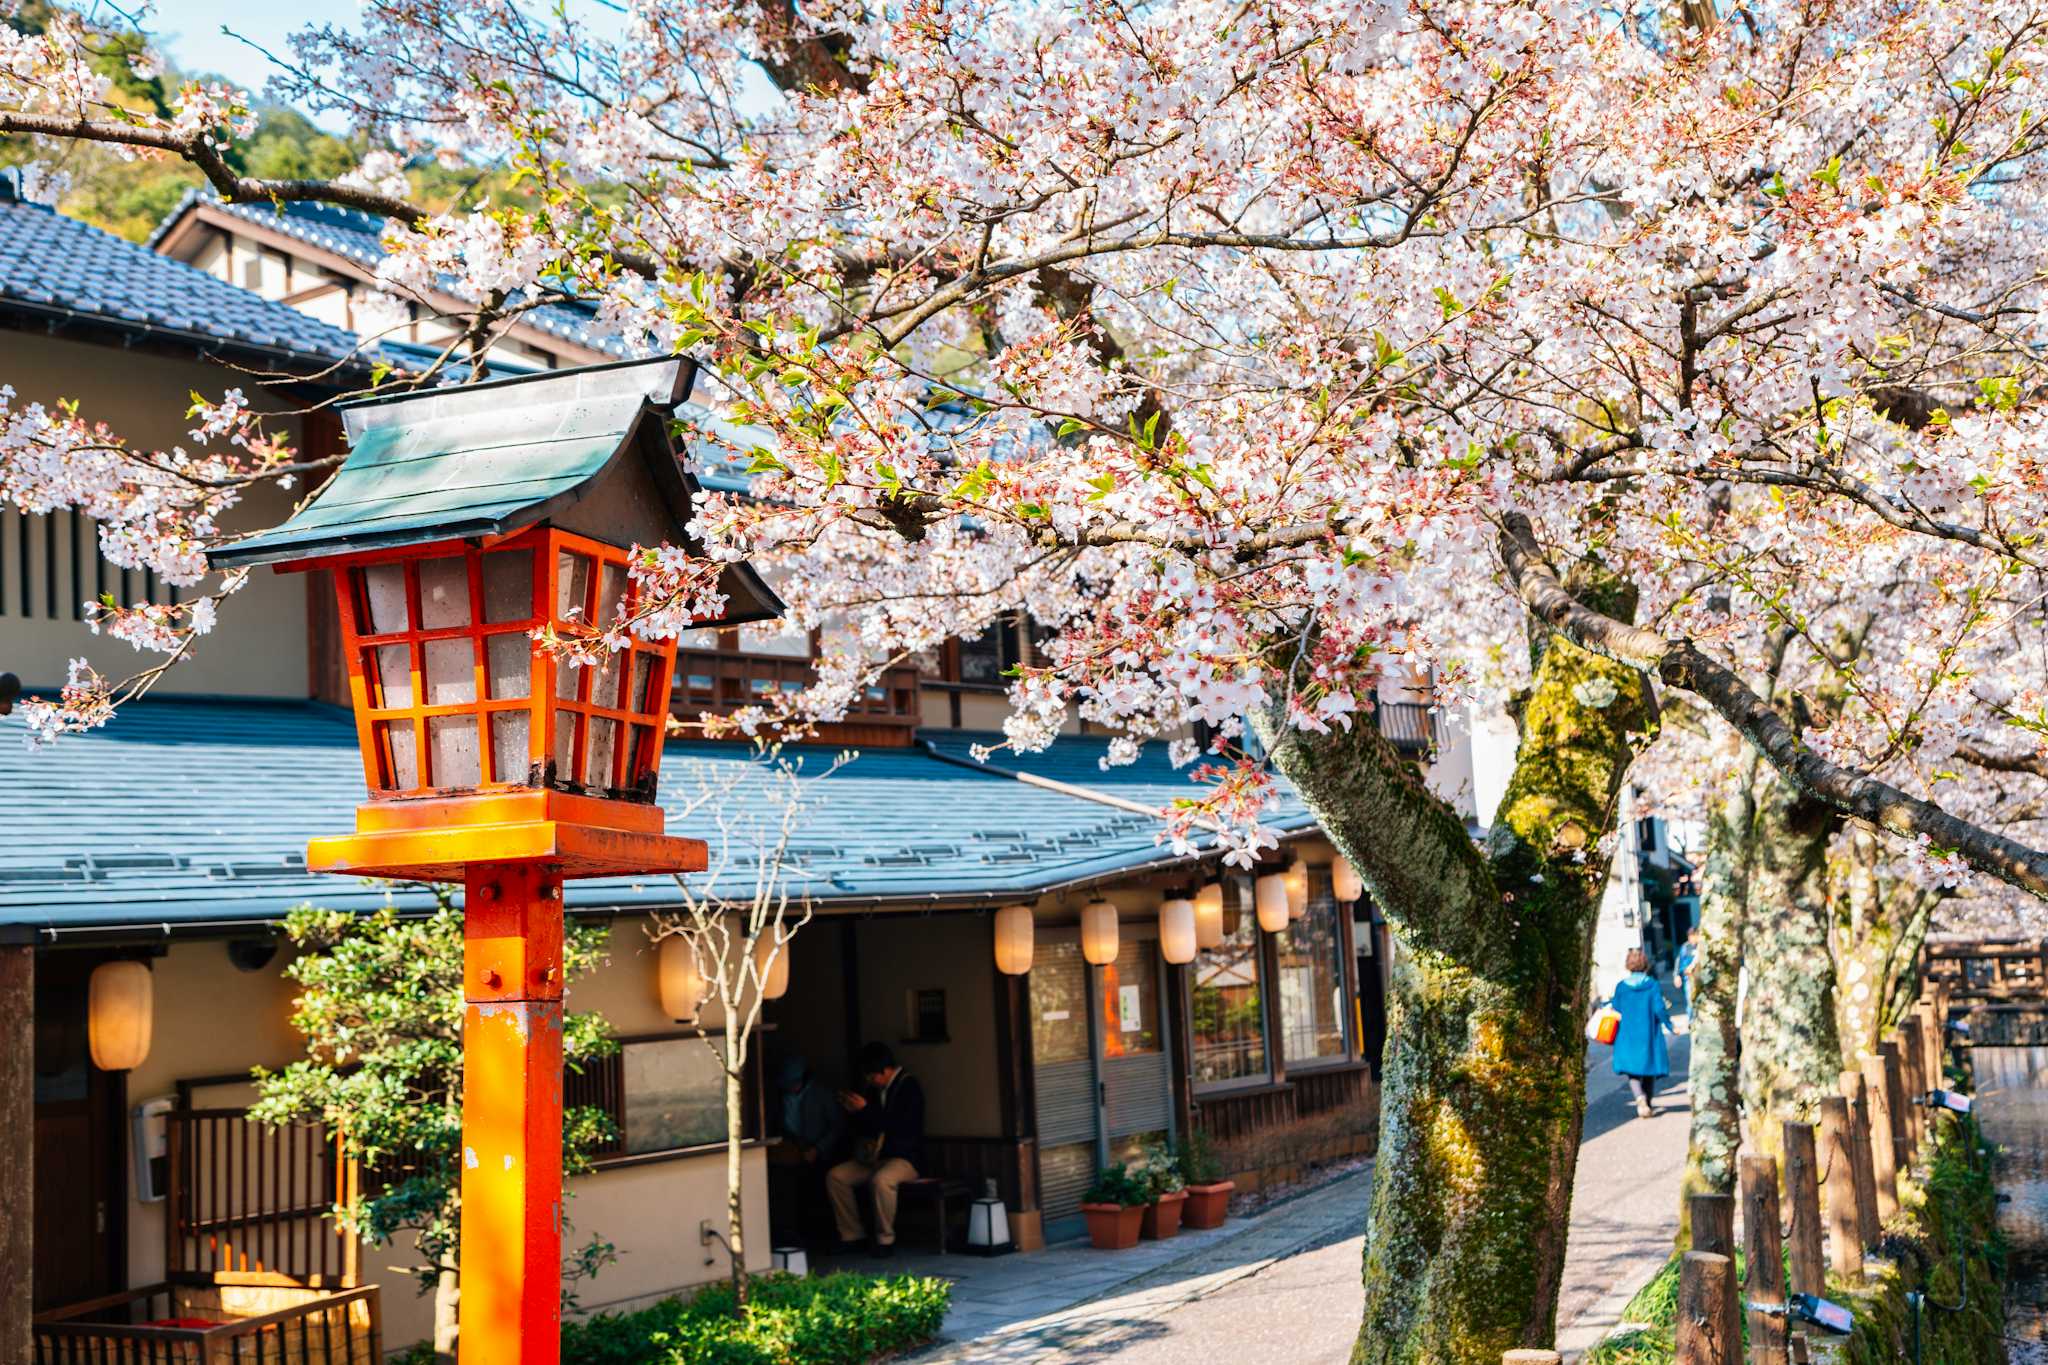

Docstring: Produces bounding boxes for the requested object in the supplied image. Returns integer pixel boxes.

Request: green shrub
[1177,1129,1224,1185]
[559,1272,951,1365]
[1083,1164,1152,1207]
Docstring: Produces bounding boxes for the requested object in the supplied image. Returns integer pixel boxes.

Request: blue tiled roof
[921,732,1315,826]
[0,194,369,366]
[152,191,635,359]
[0,700,1309,937]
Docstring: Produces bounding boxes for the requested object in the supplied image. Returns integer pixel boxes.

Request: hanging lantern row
[989,852,1368,976]
[655,925,791,1021]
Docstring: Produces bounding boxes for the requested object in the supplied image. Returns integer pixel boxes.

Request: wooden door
[1098,934,1172,1157]
[1028,940,1097,1234]
[32,952,123,1311]
[1029,931,1178,1237]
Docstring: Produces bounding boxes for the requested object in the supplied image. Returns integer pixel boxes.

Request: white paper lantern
[1253,873,1291,933]
[751,932,790,1001]
[993,904,1035,975]
[1332,855,1364,903]
[89,960,153,1072]
[1284,861,1310,920]
[1081,899,1119,965]
[657,935,706,1021]
[1193,881,1226,950]
[1159,898,1197,965]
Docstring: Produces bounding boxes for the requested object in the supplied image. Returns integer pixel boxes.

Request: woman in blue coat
[1610,948,1676,1118]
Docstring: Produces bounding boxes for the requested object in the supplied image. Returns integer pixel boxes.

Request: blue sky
[147,0,360,94]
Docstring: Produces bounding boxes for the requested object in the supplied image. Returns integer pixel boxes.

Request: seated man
[827,1041,926,1257]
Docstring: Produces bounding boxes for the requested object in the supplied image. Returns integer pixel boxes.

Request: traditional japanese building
[0,183,1471,1356]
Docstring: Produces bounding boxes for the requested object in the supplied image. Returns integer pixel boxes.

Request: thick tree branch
[1251,703,1499,960]
[1499,511,2048,899]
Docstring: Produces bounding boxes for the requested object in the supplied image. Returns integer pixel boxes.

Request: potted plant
[1138,1140,1188,1240]
[1080,1165,1149,1250]
[1178,1129,1236,1230]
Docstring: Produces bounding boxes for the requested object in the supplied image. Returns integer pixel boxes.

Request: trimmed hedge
[560,1272,952,1365]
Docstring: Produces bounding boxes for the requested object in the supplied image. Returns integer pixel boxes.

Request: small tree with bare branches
[652,747,849,1310]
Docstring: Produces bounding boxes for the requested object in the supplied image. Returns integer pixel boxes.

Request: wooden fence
[1925,937,2048,1001]
[1497,976,1961,1365]
[167,1109,361,1285]
[32,1278,380,1365]
[1656,978,1953,1365]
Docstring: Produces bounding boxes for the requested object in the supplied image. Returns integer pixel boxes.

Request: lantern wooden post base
[458,862,567,1365]
[305,801,703,1364]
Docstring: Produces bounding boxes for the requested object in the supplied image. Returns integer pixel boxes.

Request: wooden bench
[896,1174,975,1253]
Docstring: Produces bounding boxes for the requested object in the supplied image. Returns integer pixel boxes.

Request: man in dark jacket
[827,1042,926,1255]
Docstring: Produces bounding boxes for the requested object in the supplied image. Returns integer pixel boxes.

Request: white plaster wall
[3,334,312,697]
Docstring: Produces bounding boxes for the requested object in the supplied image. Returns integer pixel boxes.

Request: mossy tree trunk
[1832,823,1937,1066]
[1259,618,1652,1364]
[1678,758,1756,1240]
[1736,770,1842,1160]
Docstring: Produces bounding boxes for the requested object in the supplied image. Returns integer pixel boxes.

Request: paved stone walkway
[888,1019,1693,1362]
[1553,1029,1692,1360]
[897,1166,1375,1362]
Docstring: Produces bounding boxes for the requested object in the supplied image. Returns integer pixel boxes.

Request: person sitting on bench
[828,1041,926,1257]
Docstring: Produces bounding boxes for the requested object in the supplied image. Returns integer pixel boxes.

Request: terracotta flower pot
[1140,1189,1187,1240]
[1181,1180,1235,1230]
[1080,1202,1145,1250]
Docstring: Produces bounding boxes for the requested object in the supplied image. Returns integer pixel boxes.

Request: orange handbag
[1588,1006,1621,1046]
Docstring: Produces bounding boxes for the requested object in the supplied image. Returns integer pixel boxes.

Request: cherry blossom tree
[11,0,2048,1357]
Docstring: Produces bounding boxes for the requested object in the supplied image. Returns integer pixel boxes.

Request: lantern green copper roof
[211,358,697,553]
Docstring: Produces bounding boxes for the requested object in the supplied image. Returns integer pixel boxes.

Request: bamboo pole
[1677,1252,1737,1365]
[1741,1155,1788,1365]
[1861,1050,1900,1222]
[1689,1193,1741,1365]
[1839,1070,1880,1245]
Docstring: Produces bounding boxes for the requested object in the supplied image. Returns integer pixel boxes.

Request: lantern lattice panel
[335,527,676,801]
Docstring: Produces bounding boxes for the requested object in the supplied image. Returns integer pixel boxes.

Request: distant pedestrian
[1611,947,1676,1118]
[1675,928,1700,1012]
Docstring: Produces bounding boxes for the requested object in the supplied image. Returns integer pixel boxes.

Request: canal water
[1976,1046,2048,1361]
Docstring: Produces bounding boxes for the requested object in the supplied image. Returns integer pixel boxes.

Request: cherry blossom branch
[0,111,430,226]
[1499,511,2048,899]
[1955,743,2048,779]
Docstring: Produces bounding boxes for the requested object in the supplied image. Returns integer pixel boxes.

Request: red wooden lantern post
[210,358,778,1364]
